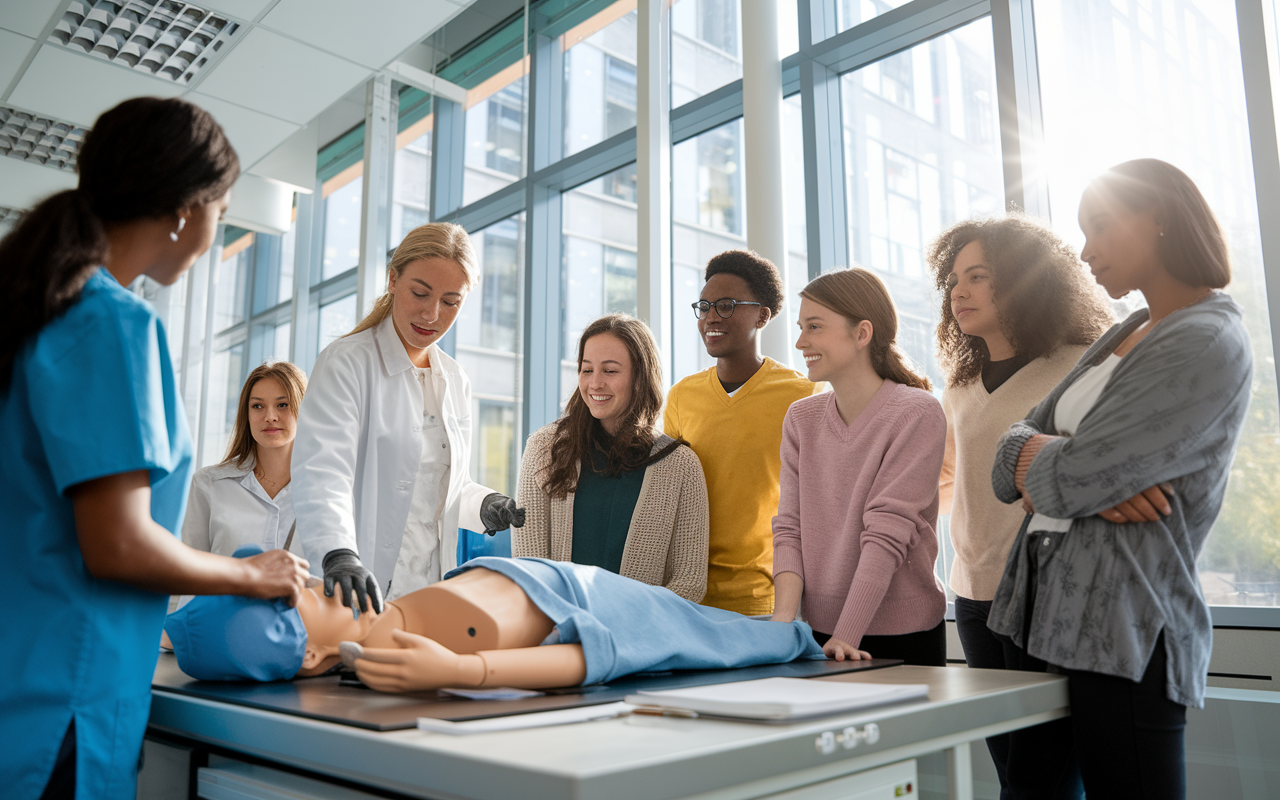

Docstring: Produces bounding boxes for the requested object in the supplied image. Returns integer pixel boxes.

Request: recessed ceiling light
[0,107,85,172]
[49,1,240,85]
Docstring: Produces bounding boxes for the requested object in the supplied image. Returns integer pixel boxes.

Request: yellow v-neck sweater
[940,345,1087,601]
[664,358,820,614]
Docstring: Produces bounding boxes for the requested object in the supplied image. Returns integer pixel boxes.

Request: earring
[170,216,186,242]
[1159,230,1165,237]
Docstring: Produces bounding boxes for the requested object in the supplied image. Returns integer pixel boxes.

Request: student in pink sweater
[771,268,948,665]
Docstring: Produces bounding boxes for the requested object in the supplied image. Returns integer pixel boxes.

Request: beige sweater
[940,346,1086,601]
[513,424,710,602]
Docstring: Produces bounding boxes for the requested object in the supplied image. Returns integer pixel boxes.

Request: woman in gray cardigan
[991,160,1252,800]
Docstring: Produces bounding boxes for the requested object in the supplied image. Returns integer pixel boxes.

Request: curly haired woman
[929,215,1112,796]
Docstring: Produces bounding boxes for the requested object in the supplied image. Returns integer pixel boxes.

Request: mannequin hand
[240,549,310,607]
[322,549,383,614]
[1099,482,1174,524]
[823,636,872,662]
[480,492,526,535]
[346,629,482,692]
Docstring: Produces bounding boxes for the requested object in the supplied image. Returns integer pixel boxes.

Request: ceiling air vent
[49,1,240,85]
[0,107,85,172]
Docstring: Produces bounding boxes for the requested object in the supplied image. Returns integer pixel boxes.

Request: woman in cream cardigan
[929,214,1112,797]
[514,314,709,602]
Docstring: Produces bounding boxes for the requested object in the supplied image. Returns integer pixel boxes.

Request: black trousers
[954,596,1013,800]
[997,630,1187,800]
[812,619,947,666]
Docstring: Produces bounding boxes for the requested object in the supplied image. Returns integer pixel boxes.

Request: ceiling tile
[8,45,182,128]
[194,27,369,125]
[0,30,35,89]
[187,92,300,169]
[199,0,277,22]
[261,0,464,69]
[0,0,63,38]
[0,155,77,210]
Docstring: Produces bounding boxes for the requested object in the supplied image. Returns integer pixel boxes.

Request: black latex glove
[322,549,383,614]
[479,492,526,536]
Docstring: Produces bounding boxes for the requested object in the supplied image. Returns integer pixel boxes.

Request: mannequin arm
[347,629,586,693]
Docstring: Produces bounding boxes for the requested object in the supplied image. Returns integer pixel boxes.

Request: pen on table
[630,705,700,719]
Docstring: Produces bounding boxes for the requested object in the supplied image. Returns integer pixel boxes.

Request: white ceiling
[0,0,474,210]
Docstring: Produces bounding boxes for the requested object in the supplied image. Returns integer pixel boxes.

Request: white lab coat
[291,315,492,595]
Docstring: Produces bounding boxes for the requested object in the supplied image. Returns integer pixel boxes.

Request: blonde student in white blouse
[182,361,309,561]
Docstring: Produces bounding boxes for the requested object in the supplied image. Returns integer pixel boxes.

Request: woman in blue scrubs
[0,98,311,800]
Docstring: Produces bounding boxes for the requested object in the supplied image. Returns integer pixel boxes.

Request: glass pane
[202,341,244,468]
[671,0,741,104]
[560,163,640,405]
[463,72,527,207]
[214,236,251,333]
[783,93,808,300]
[393,121,432,245]
[563,3,637,157]
[454,215,524,498]
[842,18,1003,397]
[271,321,291,363]
[317,292,356,356]
[670,0,798,104]
[1035,0,1280,606]
[322,175,363,282]
[278,219,296,305]
[671,119,748,383]
[837,0,913,35]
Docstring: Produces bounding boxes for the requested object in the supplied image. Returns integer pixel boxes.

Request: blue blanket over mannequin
[448,557,825,685]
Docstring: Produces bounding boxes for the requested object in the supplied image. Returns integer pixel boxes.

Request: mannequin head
[294,580,381,676]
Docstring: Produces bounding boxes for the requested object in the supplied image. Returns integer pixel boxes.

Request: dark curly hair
[929,215,1113,388]
[705,249,784,316]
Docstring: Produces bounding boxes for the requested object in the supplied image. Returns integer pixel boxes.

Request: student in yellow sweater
[928,215,1112,797]
[664,250,819,615]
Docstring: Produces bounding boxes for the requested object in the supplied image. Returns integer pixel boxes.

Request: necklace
[254,467,284,487]
[1156,288,1214,322]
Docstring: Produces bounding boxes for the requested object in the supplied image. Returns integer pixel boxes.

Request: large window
[322,173,363,281]
[392,117,433,244]
[1035,0,1280,607]
[561,162,639,405]
[454,214,525,497]
[563,4,638,157]
[464,73,527,206]
[842,18,1003,395]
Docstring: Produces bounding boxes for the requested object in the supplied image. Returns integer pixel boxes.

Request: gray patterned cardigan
[989,292,1252,708]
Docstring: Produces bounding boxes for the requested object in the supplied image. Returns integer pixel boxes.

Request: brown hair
[800,268,932,391]
[542,314,680,499]
[928,215,1113,388]
[1084,158,1231,289]
[0,97,239,388]
[347,222,480,337]
[223,361,308,468]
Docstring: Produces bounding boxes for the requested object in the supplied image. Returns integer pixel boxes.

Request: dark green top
[571,448,646,574]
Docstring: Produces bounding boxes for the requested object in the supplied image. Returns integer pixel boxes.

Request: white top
[1029,354,1122,533]
[291,316,495,596]
[181,460,307,558]
[388,367,452,598]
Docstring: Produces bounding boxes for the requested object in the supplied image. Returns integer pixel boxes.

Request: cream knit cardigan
[939,345,1087,601]
[513,423,710,602]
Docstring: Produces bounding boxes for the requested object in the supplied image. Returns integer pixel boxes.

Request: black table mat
[151,653,902,731]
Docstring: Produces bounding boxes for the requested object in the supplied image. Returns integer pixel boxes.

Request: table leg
[947,740,973,800]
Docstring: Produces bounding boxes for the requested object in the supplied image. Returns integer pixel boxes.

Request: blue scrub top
[0,268,193,800]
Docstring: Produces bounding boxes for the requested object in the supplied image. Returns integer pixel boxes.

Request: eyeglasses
[691,298,762,319]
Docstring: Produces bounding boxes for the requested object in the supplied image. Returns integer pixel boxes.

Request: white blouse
[1029,354,1122,533]
[181,460,308,559]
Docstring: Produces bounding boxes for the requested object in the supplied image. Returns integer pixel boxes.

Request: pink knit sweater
[773,381,947,647]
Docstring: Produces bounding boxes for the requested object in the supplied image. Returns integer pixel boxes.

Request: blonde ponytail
[346,222,480,338]
[800,268,931,392]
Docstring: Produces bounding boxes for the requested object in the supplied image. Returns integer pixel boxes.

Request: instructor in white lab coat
[292,222,524,612]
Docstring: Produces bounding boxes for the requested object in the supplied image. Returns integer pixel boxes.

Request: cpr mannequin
[168,553,823,689]
[338,567,587,691]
